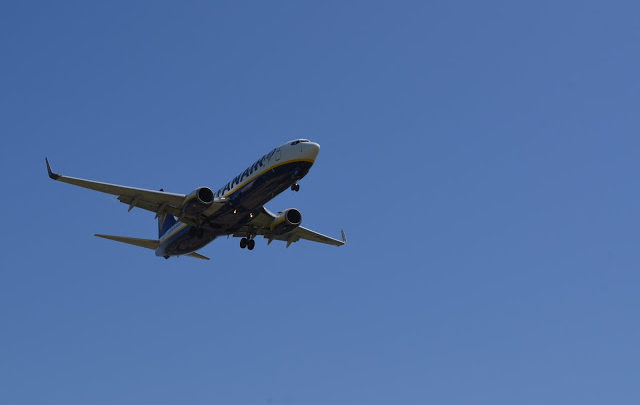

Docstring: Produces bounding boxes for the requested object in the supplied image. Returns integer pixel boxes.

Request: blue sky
[2,1,640,404]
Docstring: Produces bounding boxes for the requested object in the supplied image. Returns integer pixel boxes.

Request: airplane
[45,139,346,260]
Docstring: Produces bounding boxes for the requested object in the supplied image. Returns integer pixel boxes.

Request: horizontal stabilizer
[94,234,159,250]
[186,251,210,260]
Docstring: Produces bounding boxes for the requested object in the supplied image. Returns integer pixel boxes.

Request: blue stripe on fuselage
[215,148,278,198]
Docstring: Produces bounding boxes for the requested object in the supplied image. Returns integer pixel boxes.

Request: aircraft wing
[234,207,346,247]
[45,158,222,221]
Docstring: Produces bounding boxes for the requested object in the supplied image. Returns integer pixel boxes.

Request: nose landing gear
[291,183,300,192]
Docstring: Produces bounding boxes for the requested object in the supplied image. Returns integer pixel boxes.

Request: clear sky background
[1,1,639,404]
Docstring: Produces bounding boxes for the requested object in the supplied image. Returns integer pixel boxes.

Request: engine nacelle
[270,208,302,234]
[182,187,214,215]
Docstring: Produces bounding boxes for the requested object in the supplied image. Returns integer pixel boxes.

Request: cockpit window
[290,139,310,145]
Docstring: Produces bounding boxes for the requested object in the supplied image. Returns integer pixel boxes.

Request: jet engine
[182,187,214,215]
[270,208,302,234]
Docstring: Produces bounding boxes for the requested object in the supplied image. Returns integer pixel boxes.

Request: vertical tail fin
[158,213,177,238]
[157,188,176,238]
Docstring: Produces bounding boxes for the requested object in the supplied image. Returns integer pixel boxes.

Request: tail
[158,213,177,238]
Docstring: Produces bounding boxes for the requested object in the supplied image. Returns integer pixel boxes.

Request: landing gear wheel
[291,183,300,192]
[247,239,255,250]
[240,238,247,249]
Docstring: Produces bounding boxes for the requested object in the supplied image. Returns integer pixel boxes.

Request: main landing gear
[291,183,300,192]
[240,237,255,250]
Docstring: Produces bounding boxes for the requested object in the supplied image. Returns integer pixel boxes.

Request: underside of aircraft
[46,139,346,260]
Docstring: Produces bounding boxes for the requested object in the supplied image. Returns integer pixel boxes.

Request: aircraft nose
[302,142,320,161]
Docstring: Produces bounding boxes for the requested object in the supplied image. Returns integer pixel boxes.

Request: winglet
[341,229,347,244]
[45,158,59,180]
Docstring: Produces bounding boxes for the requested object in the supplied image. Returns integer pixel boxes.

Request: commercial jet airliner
[46,139,346,260]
